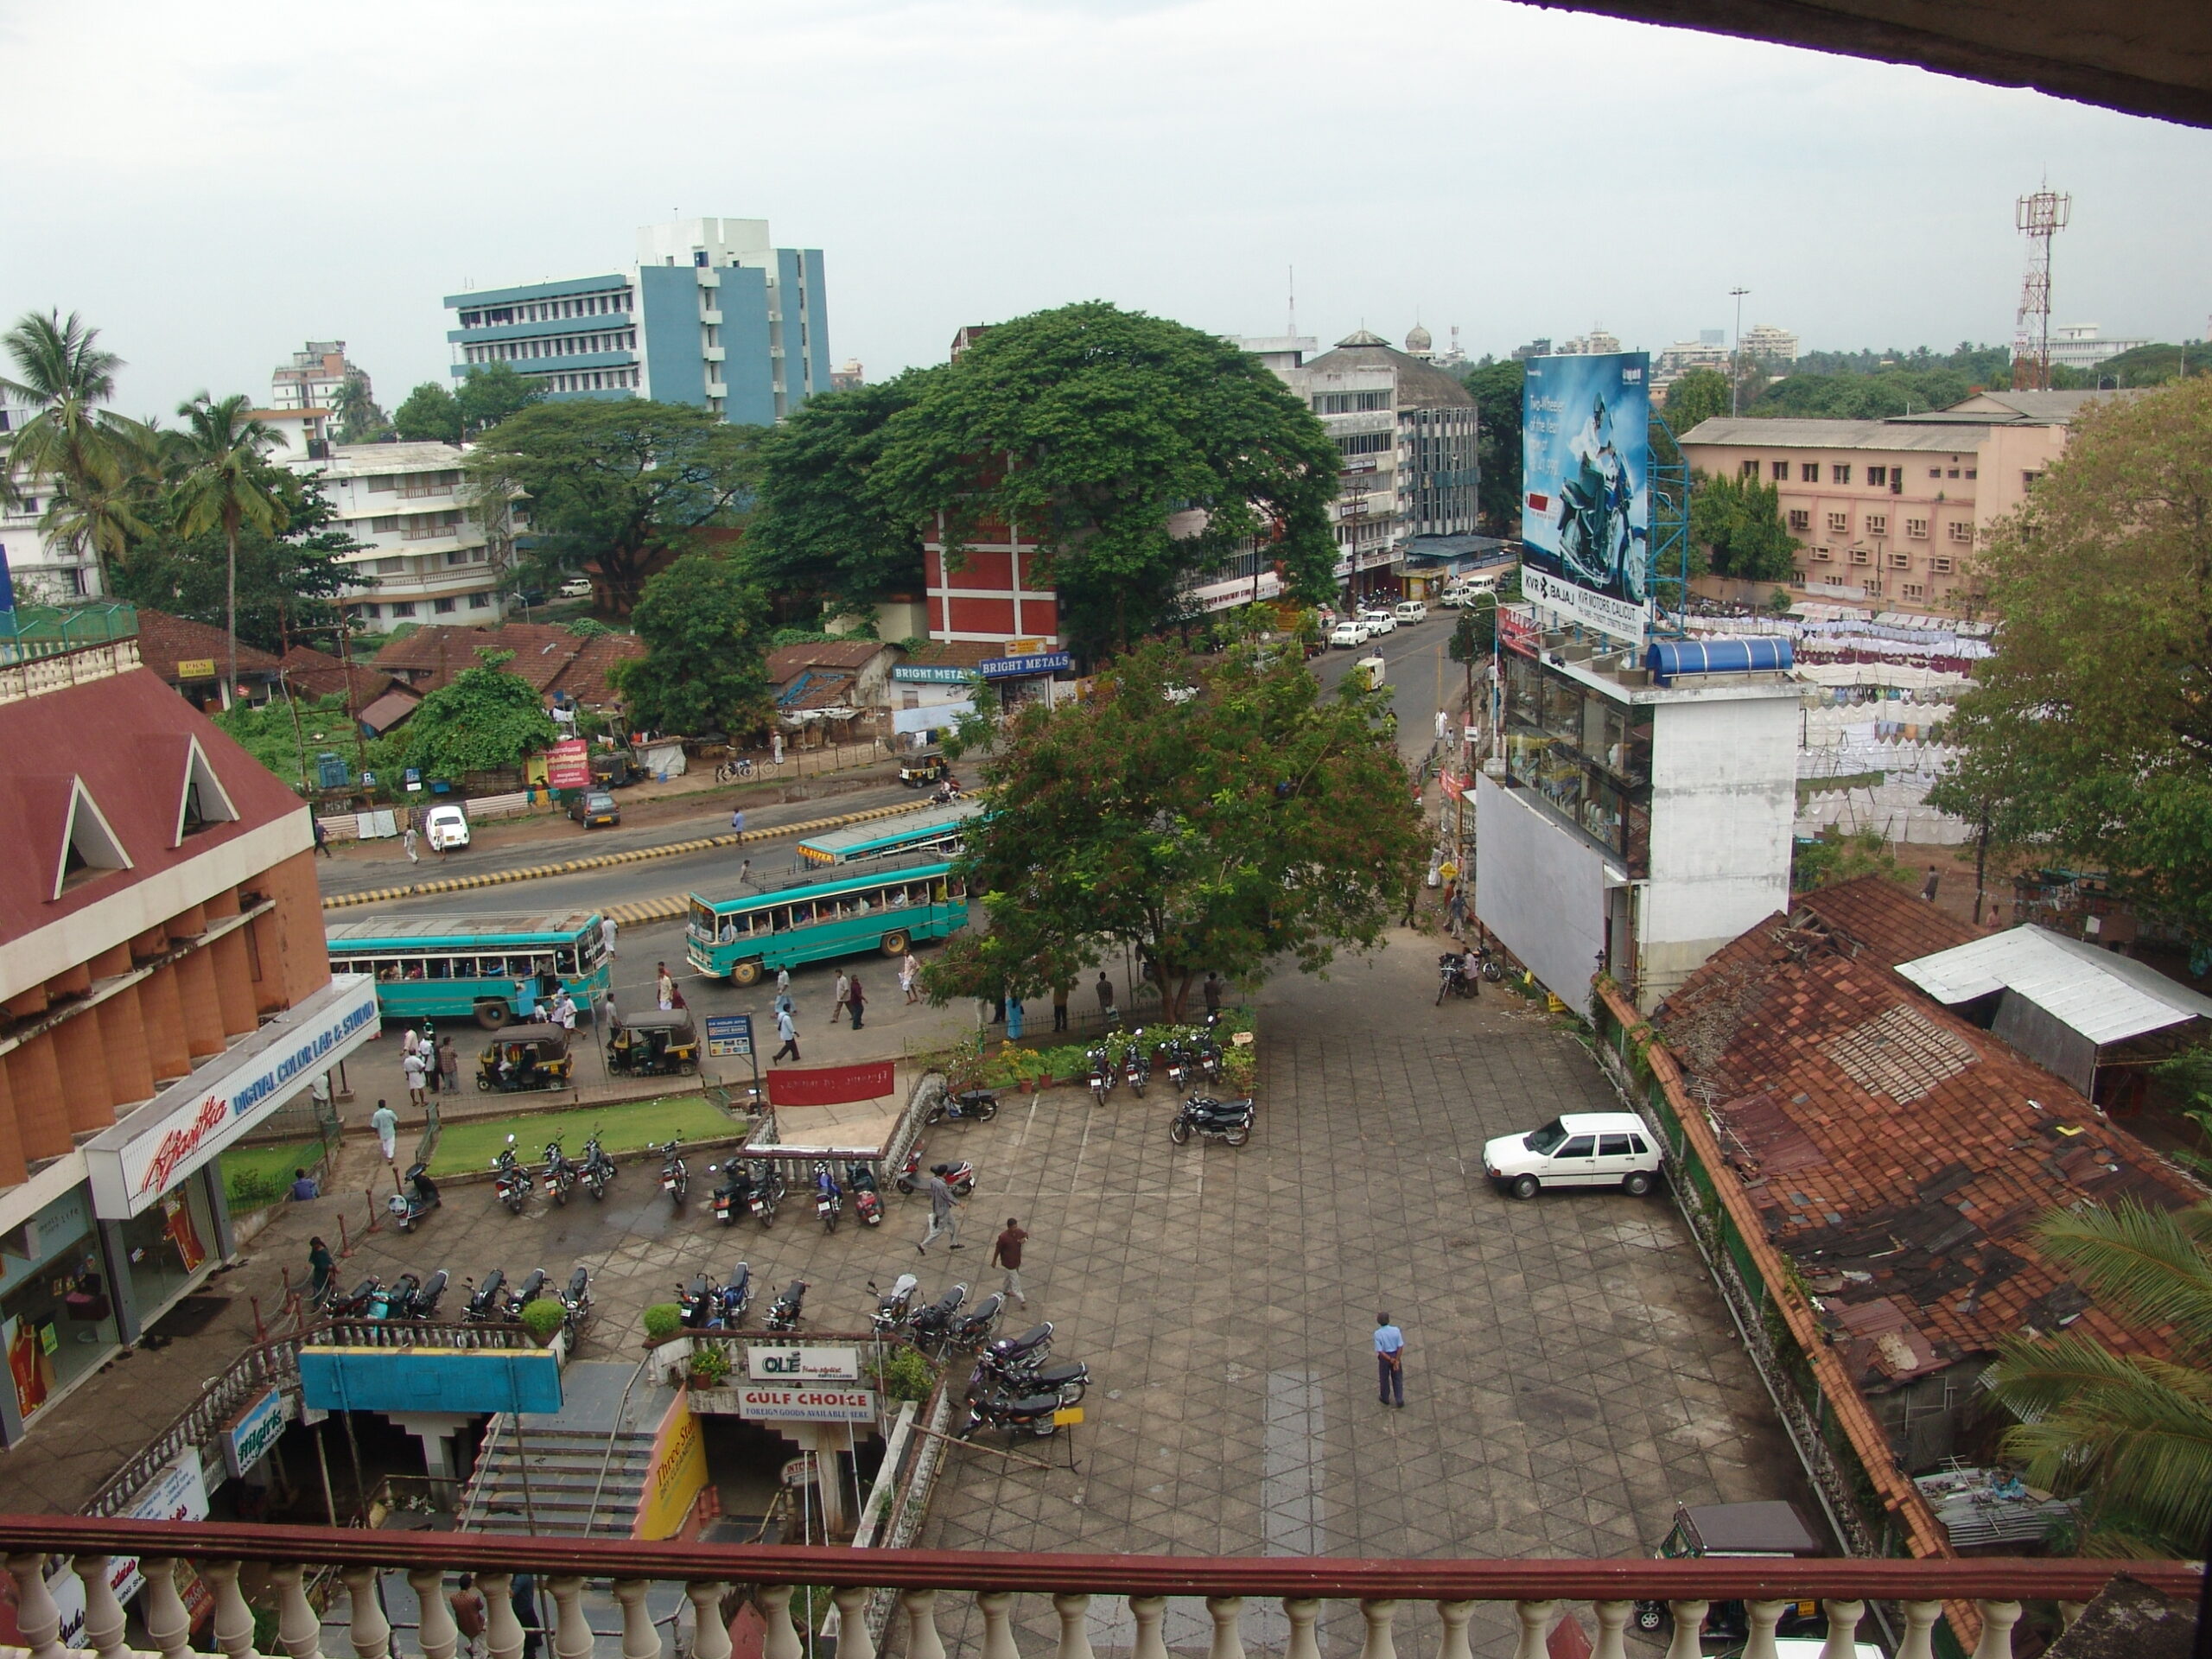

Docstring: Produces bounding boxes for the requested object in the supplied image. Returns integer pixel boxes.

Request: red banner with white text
[765,1061,898,1107]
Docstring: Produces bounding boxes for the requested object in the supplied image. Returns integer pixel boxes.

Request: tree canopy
[920,639,1426,1020]
[1662,368,1732,432]
[611,550,773,737]
[869,303,1340,662]
[397,650,559,777]
[463,399,760,613]
[392,364,546,445]
[1931,378,2212,944]
[1688,469,1798,582]
[1461,357,1524,535]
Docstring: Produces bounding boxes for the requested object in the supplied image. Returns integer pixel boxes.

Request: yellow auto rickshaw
[607,1010,700,1077]
[476,1023,574,1092]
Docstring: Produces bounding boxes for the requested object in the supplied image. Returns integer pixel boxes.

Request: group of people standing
[400,1027,459,1107]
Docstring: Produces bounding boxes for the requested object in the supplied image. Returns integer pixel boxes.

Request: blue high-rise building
[443,218,830,424]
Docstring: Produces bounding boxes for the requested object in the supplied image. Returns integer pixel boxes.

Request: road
[1312,609,1466,761]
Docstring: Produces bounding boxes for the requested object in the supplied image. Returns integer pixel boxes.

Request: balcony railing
[0,1518,2197,1659]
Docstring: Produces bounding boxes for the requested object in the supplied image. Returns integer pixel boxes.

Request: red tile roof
[764,640,889,685]
[0,667,309,942]
[1652,877,2203,1391]
[278,645,395,707]
[134,609,283,683]
[900,640,996,670]
[371,624,641,707]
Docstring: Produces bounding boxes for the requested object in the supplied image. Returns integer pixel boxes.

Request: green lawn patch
[426,1094,737,1177]
[221,1141,325,1210]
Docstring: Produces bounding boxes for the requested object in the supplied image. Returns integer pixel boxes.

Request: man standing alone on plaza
[372,1099,399,1166]
[1374,1312,1405,1407]
[990,1217,1029,1307]
[918,1166,963,1254]
[1096,972,1116,1020]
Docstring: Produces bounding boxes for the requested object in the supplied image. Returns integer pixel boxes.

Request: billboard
[1521,352,1652,645]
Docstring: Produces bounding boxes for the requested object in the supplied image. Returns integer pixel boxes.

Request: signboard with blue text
[704,1014,753,1058]
[979,652,1072,678]
[220,1385,289,1478]
[1521,352,1652,645]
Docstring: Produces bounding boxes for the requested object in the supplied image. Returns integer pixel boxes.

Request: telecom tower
[2012,186,2071,391]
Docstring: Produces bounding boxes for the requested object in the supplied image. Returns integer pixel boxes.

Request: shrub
[643,1303,683,1343]
[226,1169,283,1211]
[519,1299,568,1343]
[688,1344,733,1388]
[869,1346,937,1403]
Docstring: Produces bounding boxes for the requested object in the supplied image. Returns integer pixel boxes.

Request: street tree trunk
[225,506,241,706]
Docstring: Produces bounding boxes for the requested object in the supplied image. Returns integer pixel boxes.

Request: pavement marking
[321,798,934,912]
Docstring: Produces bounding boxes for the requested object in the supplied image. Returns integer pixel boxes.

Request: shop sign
[45,1451,213,1637]
[890,664,976,684]
[737,1385,878,1424]
[1003,638,1045,656]
[86,976,380,1220]
[747,1344,860,1382]
[979,652,1071,679]
[703,1014,753,1058]
[545,738,591,790]
[220,1385,288,1478]
[0,1189,92,1299]
[635,1399,707,1541]
[175,658,217,680]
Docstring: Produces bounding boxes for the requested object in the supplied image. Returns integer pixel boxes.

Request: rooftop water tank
[1644,636,1794,686]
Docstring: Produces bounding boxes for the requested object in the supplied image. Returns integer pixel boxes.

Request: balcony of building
[0,602,143,705]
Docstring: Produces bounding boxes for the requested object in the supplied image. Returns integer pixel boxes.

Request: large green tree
[1935,377,2212,944]
[743,373,931,620]
[1461,357,1524,534]
[398,650,559,777]
[465,400,760,613]
[330,372,390,445]
[391,364,546,445]
[611,550,773,737]
[1662,368,1732,432]
[172,393,286,696]
[921,639,1426,1020]
[1983,1200,2212,1557]
[870,303,1339,662]
[392,382,463,445]
[0,309,151,585]
[1688,469,1797,582]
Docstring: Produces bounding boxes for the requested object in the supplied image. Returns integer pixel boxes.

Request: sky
[6,0,2211,418]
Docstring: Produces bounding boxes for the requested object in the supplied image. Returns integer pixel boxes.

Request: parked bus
[326,911,612,1028]
[686,858,968,985]
[796,798,985,868]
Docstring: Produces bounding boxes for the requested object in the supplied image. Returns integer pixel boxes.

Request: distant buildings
[1233,335,1318,375]
[1739,322,1801,364]
[443,217,830,425]
[313,442,504,632]
[1651,330,1732,397]
[270,341,369,412]
[2044,324,2148,372]
[1552,327,1623,356]
[0,389,97,603]
[830,359,866,391]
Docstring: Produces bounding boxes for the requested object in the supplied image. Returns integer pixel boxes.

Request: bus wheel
[475,1000,510,1030]
[732,959,763,987]
[880,931,911,957]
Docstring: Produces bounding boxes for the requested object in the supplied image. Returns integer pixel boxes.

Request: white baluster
[7,1554,64,1659]
[898,1589,944,1659]
[201,1560,261,1659]
[1663,1602,1709,1659]
[1359,1600,1400,1659]
[548,1576,593,1659]
[413,1569,458,1659]
[760,1586,804,1659]
[977,1592,1020,1659]
[1897,1603,1942,1659]
[340,1565,391,1659]
[1820,1601,1865,1659]
[613,1580,662,1659]
[1435,1601,1475,1659]
[1130,1597,1169,1659]
[477,1574,522,1659]
[2057,1604,2087,1633]
[72,1555,126,1659]
[1206,1596,1246,1659]
[1974,1601,2022,1659]
[828,1587,871,1659]
[1744,1600,1789,1659]
[1284,1599,1323,1659]
[688,1582,734,1659]
[1513,1601,1559,1659]
[141,1559,192,1659]
[269,1563,324,1659]
[1592,1601,1631,1659]
[1055,1593,1096,1659]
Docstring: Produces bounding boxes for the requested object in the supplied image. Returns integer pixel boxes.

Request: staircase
[457,1359,664,1538]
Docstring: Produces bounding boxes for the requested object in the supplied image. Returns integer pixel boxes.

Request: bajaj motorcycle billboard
[1521,351,1652,645]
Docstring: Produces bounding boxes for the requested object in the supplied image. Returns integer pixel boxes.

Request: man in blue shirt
[1375,1313,1406,1407]
[289,1168,320,1201]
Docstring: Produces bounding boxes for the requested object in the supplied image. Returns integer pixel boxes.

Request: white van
[1482,1111,1662,1198]
[1393,601,1428,626]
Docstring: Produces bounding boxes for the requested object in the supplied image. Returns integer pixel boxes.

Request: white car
[422,803,472,852]
[1358,609,1395,636]
[557,576,594,599]
[1393,601,1428,626]
[1437,588,1465,607]
[1328,620,1368,649]
[1483,1111,1662,1198]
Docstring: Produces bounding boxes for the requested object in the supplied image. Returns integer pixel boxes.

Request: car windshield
[1524,1117,1570,1154]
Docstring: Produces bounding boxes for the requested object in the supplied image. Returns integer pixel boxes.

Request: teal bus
[686,858,968,985]
[326,911,613,1028]
[796,798,984,870]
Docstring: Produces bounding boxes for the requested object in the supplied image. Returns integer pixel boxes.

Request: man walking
[900,953,919,1005]
[990,1217,1030,1307]
[656,962,676,1010]
[402,823,420,864]
[1096,972,1116,1020]
[917,1166,963,1254]
[314,819,333,858]
[307,1236,335,1302]
[1374,1313,1406,1407]
[1052,982,1069,1031]
[831,969,852,1026]
[847,974,867,1031]
[448,1577,487,1659]
[1921,865,1942,904]
[438,1034,461,1095]
[730,807,746,836]
[372,1099,399,1166]
[772,1005,801,1064]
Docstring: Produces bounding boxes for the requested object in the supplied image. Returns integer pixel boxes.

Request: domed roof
[1406,323,1433,352]
[1335,327,1389,347]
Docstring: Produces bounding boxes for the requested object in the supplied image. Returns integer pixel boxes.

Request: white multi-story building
[1651,331,1732,396]
[305,443,505,632]
[1740,322,1801,364]
[1554,327,1624,357]
[271,341,369,411]
[2044,324,2148,372]
[0,389,105,603]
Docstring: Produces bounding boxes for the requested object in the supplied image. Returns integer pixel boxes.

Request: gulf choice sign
[87,975,380,1219]
[737,1386,879,1424]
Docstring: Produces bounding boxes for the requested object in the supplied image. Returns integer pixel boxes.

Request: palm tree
[172,393,285,699]
[1983,1199,2212,1557]
[2,310,151,590]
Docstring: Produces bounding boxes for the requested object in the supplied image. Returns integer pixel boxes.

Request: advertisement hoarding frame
[1521,352,1654,646]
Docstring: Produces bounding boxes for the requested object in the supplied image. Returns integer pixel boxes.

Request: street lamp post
[1729,287,1751,416]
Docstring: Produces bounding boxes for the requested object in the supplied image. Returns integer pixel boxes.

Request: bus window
[555,947,578,974]
[427,958,452,980]
[792,904,816,927]
[885,886,909,909]
[949,876,968,898]
[372,960,400,982]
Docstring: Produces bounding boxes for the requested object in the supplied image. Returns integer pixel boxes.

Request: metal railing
[82,1338,299,1518]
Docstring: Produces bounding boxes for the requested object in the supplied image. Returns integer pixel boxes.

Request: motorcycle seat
[1004,1393,1061,1415]
[1023,1360,1086,1389]
[992,1323,1052,1356]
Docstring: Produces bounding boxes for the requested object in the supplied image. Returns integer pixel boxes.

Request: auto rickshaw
[1631,1502,1829,1638]
[476,1023,574,1093]
[607,1010,701,1077]
[899,749,950,787]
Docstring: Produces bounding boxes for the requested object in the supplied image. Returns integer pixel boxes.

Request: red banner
[547,738,591,789]
[766,1061,897,1107]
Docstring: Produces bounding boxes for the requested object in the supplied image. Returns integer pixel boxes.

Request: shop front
[979,647,1074,714]
[1,1186,121,1429]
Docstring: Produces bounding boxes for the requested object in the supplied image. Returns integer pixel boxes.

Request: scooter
[658,1140,689,1207]
[365,1277,404,1320]
[1170,1094,1255,1147]
[868,1274,919,1337]
[926,1088,1000,1127]
[559,1267,593,1335]
[386,1162,441,1232]
[848,1161,884,1227]
[764,1278,810,1332]
[540,1140,576,1206]
[579,1131,616,1200]
[461,1270,509,1324]
[492,1137,529,1214]
[812,1160,843,1232]
[709,1162,754,1226]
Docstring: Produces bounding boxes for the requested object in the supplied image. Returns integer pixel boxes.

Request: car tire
[1622,1170,1655,1197]
[1634,1607,1666,1635]
[1510,1173,1540,1200]
[731,959,763,986]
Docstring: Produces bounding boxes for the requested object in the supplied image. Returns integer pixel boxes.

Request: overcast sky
[7,0,2210,418]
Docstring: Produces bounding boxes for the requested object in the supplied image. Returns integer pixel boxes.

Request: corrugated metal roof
[1896,925,2212,1046]
[1675,417,1998,453]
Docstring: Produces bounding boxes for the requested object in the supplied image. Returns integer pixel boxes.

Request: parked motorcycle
[976,1320,1053,1378]
[559,1267,593,1335]
[1122,1029,1151,1098]
[976,1354,1090,1408]
[492,1139,529,1214]
[1437,953,1477,1003]
[908,1282,968,1351]
[926,1087,1000,1128]
[714,1263,753,1330]
[747,1160,785,1227]
[386,1162,441,1232]
[1191,1038,1224,1085]
[848,1160,884,1227]
[541,1140,576,1206]
[894,1152,974,1198]
[709,1162,754,1226]
[956,1389,1065,1440]
[677,1273,717,1331]
[658,1139,689,1207]
[868,1273,919,1338]
[404,1269,450,1321]
[365,1278,403,1320]
[579,1130,616,1200]
[764,1278,810,1332]
[949,1291,1005,1353]
[461,1270,509,1324]
[812,1160,843,1232]
[506,1268,550,1318]
[1161,1037,1192,1091]
[1087,1046,1115,1105]
[1170,1093,1255,1147]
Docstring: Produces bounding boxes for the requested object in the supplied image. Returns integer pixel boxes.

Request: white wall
[1473,771,1611,1015]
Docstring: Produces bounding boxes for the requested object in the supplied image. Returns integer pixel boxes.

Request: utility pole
[1729,288,1751,416]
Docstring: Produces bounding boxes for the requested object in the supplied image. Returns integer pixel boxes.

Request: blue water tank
[1644,636,1794,686]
